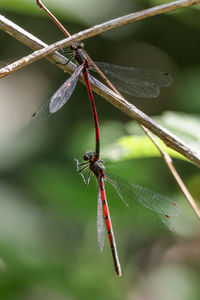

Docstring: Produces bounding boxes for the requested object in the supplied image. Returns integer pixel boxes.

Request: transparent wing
[94,62,173,98]
[97,182,105,252]
[30,98,51,124]
[106,172,180,230]
[50,64,84,113]
[31,64,84,124]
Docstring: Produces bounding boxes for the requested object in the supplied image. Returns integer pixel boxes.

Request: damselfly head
[70,42,84,51]
[83,151,94,161]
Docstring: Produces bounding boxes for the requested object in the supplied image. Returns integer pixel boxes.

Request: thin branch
[36,0,200,218]
[1,15,200,167]
[36,0,71,37]
[93,57,200,217]
[101,78,200,219]
[101,70,200,218]
[141,126,200,218]
[35,0,119,105]
[91,79,200,167]
[1,0,200,77]
[90,48,200,217]
[0,15,75,74]
[1,2,200,216]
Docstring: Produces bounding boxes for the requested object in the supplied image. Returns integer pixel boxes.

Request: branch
[141,126,200,218]
[0,15,74,74]
[91,80,200,167]
[98,58,200,217]
[1,14,200,167]
[23,0,200,218]
[1,0,200,77]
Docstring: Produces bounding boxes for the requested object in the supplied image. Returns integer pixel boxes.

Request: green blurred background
[0,0,200,299]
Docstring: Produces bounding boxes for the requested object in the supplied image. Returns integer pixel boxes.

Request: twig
[94,62,200,218]
[141,126,200,218]
[1,15,200,168]
[1,0,200,78]
[103,80,200,218]
[0,15,75,74]
[92,80,200,167]
[1,2,200,216]
[36,0,200,218]
[91,56,200,217]
[103,76,200,218]
[35,0,118,105]
[36,0,71,37]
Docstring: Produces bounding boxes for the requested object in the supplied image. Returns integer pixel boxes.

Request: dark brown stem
[36,0,71,37]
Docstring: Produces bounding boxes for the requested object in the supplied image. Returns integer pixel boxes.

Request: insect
[34,0,178,277]
[34,0,172,123]
[32,42,100,160]
[31,49,172,123]
[75,151,180,276]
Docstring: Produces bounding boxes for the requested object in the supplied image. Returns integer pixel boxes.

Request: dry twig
[0,1,200,217]
[1,10,200,167]
[1,0,200,77]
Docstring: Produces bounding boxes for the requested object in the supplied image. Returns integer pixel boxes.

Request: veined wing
[31,64,84,123]
[50,63,84,113]
[106,172,180,230]
[97,182,105,252]
[31,98,51,124]
[94,62,173,98]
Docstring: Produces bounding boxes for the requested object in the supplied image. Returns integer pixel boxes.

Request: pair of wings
[97,172,180,252]
[31,62,172,123]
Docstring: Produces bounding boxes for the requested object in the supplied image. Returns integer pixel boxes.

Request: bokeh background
[0,0,200,299]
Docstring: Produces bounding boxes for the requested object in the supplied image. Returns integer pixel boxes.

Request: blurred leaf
[102,111,200,162]
[154,111,200,153]
[102,135,184,162]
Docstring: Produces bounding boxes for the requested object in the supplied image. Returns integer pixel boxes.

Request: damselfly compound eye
[83,154,89,161]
